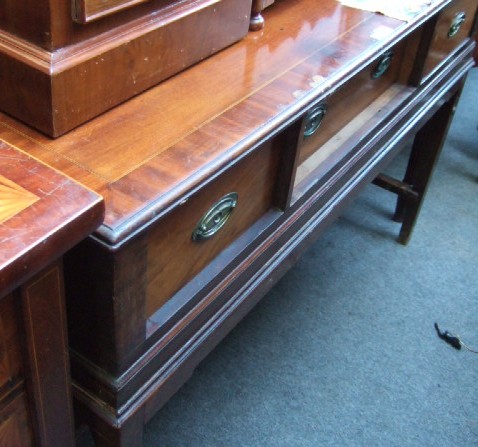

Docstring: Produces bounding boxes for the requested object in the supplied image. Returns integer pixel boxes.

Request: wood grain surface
[0,141,104,297]
[0,0,452,248]
[0,0,252,135]
[0,176,39,225]
[422,0,478,76]
[146,138,280,317]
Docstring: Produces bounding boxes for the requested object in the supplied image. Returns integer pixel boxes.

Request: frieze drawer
[297,42,407,166]
[145,138,282,321]
[64,135,288,376]
[422,0,478,78]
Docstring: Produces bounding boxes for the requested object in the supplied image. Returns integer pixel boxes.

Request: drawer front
[298,43,405,165]
[146,140,281,317]
[422,0,478,77]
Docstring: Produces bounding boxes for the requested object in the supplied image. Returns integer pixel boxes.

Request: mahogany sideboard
[0,0,477,445]
[0,143,103,446]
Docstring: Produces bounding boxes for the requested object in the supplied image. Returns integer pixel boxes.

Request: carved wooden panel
[73,0,151,23]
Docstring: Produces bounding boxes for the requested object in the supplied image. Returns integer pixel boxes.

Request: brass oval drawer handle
[192,192,238,241]
[303,103,327,137]
[371,50,394,79]
[448,11,466,38]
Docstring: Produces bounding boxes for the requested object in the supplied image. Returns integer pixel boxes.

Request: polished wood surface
[0,0,252,135]
[1,1,477,446]
[146,138,281,317]
[0,140,104,296]
[0,0,450,241]
[422,0,478,76]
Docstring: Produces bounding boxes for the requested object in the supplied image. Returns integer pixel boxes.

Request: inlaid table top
[0,140,104,297]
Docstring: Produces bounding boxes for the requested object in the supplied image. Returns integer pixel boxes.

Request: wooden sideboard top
[0,141,104,297]
[0,0,451,246]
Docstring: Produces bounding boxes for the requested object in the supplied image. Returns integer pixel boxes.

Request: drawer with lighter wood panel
[297,42,408,167]
[292,39,417,201]
[421,0,478,79]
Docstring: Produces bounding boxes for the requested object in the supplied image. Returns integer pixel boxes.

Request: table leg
[394,89,461,244]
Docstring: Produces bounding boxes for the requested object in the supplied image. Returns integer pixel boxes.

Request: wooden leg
[394,90,461,244]
[249,0,265,31]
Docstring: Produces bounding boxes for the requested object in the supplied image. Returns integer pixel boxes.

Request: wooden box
[0,0,252,137]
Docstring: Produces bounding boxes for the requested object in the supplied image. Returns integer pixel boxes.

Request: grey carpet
[78,67,478,446]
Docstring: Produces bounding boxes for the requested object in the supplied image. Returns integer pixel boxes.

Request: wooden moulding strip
[0,31,51,73]
[73,0,151,24]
